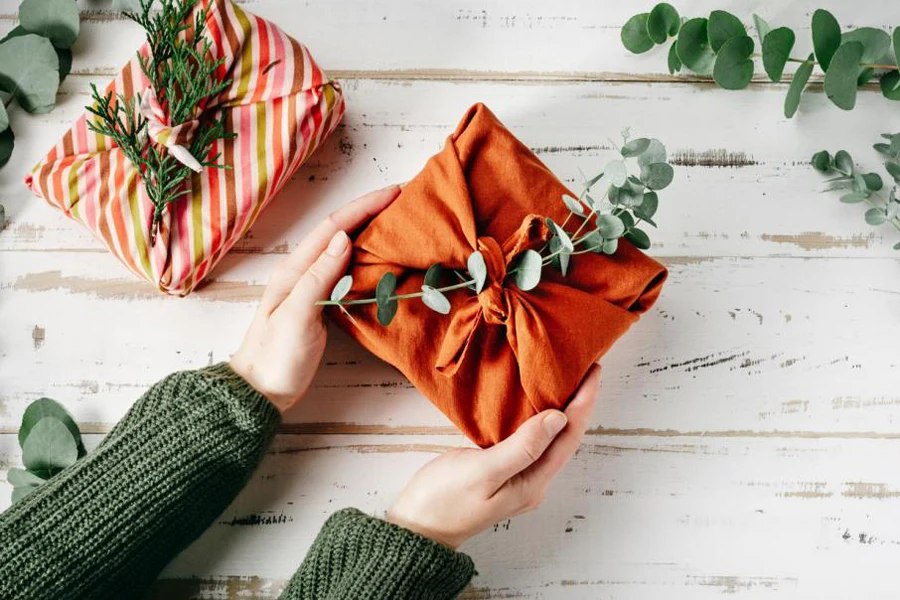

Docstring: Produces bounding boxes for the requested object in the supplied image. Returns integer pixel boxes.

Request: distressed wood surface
[2,0,900,598]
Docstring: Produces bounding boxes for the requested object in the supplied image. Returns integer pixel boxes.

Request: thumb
[480,409,568,490]
[283,230,352,316]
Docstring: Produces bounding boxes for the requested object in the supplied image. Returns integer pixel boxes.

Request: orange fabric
[329,104,667,447]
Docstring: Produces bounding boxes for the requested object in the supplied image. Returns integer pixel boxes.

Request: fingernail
[326,230,349,257]
[542,411,568,438]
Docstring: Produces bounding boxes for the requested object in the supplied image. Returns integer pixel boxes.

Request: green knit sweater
[0,363,475,599]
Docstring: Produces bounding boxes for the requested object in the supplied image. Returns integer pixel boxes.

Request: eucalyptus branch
[86,0,234,243]
[320,133,674,327]
[811,133,900,250]
[622,4,900,118]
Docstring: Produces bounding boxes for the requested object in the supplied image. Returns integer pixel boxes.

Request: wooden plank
[2,253,899,434]
[5,432,900,598]
[4,77,898,259]
[0,0,887,79]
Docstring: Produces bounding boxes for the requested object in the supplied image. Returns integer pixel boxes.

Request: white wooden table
[3,1,900,598]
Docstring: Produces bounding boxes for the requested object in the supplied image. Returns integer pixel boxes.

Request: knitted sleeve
[278,508,476,600]
[0,362,280,600]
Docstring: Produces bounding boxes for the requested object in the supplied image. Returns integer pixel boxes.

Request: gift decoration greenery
[0,0,80,171]
[7,397,86,503]
[87,0,233,242]
[811,134,900,249]
[322,134,672,326]
[622,4,900,117]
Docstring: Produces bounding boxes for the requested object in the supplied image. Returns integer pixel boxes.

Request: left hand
[230,185,401,412]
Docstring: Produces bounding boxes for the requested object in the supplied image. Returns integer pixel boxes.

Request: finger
[517,365,601,491]
[280,229,353,318]
[479,408,569,490]
[260,185,401,313]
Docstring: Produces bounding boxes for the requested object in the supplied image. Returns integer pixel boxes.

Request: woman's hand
[386,365,601,549]
[230,186,401,413]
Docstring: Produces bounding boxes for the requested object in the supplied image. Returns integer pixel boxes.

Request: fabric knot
[475,236,508,325]
[139,89,204,172]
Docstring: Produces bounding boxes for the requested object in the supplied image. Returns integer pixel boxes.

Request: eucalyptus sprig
[811,134,900,250]
[622,4,900,117]
[7,398,86,503]
[87,0,234,243]
[0,0,80,176]
[320,133,673,326]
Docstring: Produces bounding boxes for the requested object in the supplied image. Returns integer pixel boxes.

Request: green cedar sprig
[811,135,900,250]
[86,0,234,244]
[622,4,900,117]
[7,398,86,503]
[320,133,673,326]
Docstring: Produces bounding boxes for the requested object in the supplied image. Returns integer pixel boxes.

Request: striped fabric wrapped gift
[26,0,344,295]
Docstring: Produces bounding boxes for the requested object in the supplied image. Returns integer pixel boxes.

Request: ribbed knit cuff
[198,362,281,422]
[287,508,475,599]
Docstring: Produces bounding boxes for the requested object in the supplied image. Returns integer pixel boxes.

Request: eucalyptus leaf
[825,41,863,111]
[377,298,398,327]
[811,150,832,172]
[638,139,667,169]
[667,42,682,74]
[621,137,650,158]
[865,207,886,225]
[619,211,635,230]
[713,35,755,90]
[562,193,584,216]
[874,142,892,155]
[840,192,867,203]
[0,101,8,134]
[550,236,571,276]
[621,13,654,54]
[423,263,443,289]
[834,150,854,174]
[18,0,80,49]
[857,67,876,87]
[640,162,675,190]
[22,417,78,475]
[895,28,900,76]
[812,9,841,71]
[7,467,46,487]
[550,220,574,252]
[421,285,451,314]
[0,25,71,83]
[880,71,900,101]
[886,161,900,183]
[862,172,883,191]
[635,191,659,219]
[602,237,619,255]
[511,249,543,292]
[12,485,39,503]
[841,28,891,65]
[19,397,83,456]
[761,27,795,82]
[467,251,488,293]
[752,14,771,44]
[784,54,814,118]
[708,10,746,53]
[625,228,652,250]
[597,213,626,239]
[375,272,396,307]
[0,127,13,168]
[647,3,680,45]
[330,275,352,302]
[559,247,570,276]
[677,18,715,75]
[583,231,604,252]
[0,34,60,113]
[894,241,900,251]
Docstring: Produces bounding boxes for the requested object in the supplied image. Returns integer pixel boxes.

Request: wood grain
[1,1,899,598]
[5,433,900,599]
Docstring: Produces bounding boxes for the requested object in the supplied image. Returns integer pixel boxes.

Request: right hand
[386,365,601,549]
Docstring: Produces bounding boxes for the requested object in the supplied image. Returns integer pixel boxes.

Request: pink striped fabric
[26,0,345,295]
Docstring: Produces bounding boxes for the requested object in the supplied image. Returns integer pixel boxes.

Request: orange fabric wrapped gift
[330,104,667,447]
